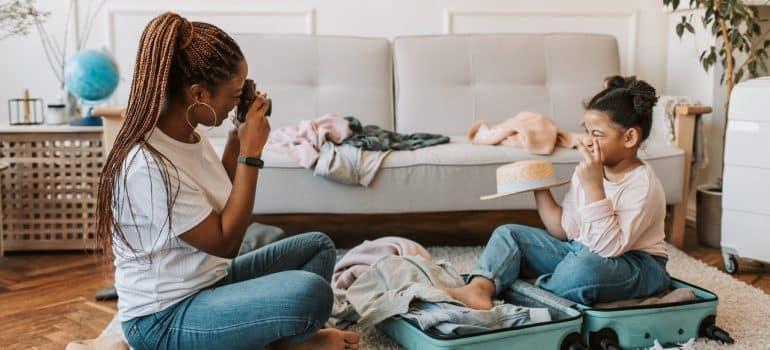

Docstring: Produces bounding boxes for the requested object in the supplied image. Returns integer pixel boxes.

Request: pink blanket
[332,236,431,290]
[265,113,352,168]
[468,111,587,155]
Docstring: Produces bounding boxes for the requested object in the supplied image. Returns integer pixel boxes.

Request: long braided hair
[95,12,244,260]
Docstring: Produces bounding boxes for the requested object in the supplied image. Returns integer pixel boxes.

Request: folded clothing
[592,288,696,309]
[266,113,352,168]
[314,143,391,187]
[401,301,551,336]
[468,111,587,155]
[344,116,450,151]
[342,255,549,330]
[332,236,431,290]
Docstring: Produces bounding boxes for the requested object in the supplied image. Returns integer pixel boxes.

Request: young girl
[95,13,358,350]
[444,76,671,308]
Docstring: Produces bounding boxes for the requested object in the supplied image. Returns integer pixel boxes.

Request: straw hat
[480,160,570,200]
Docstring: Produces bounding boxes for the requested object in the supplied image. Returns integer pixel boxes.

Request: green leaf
[749,66,758,78]
[676,23,685,38]
[761,59,769,73]
[702,16,712,28]
[748,60,757,74]
[764,39,770,49]
[686,23,695,34]
[735,68,744,83]
[729,30,741,46]
[673,0,681,9]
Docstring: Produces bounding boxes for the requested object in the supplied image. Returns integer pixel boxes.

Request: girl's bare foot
[272,328,360,350]
[440,277,496,310]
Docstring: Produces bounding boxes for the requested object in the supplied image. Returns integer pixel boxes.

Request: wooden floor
[0,226,768,349]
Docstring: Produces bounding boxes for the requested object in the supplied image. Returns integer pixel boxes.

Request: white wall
[1,0,670,125]
[0,0,736,218]
[0,0,77,124]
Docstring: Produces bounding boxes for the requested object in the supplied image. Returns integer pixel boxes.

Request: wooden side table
[670,104,712,248]
[0,125,103,252]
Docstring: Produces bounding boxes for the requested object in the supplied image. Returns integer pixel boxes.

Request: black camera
[236,78,272,122]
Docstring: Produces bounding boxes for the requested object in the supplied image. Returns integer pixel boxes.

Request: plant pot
[696,185,723,248]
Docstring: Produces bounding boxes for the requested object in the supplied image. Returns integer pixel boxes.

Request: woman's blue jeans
[469,224,671,305]
[122,231,336,350]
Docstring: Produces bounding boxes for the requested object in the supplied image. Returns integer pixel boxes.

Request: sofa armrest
[669,104,712,248]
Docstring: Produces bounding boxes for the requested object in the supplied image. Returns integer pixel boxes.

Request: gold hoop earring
[186,101,218,133]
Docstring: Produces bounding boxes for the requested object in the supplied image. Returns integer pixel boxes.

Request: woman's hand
[237,91,271,157]
[576,138,606,203]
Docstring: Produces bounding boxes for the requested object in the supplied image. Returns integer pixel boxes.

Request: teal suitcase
[379,280,586,350]
[577,278,733,350]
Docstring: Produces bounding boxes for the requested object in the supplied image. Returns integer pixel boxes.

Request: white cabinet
[721,77,770,272]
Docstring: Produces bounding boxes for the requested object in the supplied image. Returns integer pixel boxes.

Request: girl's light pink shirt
[561,162,668,258]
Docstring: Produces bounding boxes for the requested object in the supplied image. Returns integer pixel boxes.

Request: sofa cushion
[205,34,394,138]
[393,34,620,135]
[210,138,684,214]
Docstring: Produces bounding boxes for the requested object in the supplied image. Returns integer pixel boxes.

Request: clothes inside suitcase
[379,280,586,350]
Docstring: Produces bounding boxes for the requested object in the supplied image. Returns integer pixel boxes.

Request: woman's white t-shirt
[113,128,232,321]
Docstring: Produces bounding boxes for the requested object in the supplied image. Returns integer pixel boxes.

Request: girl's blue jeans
[469,224,671,305]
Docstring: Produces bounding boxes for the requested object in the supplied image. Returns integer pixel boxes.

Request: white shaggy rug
[97,244,769,349]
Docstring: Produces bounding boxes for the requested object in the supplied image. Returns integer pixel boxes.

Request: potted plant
[664,0,770,248]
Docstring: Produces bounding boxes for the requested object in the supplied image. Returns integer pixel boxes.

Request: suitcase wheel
[588,328,620,350]
[560,332,587,350]
[699,315,735,344]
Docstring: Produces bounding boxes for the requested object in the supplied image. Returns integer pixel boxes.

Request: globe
[63,49,119,126]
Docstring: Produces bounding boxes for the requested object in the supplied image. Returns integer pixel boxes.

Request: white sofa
[104,33,698,246]
[205,33,685,211]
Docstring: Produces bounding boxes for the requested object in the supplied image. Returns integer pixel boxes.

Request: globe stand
[69,107,103,126]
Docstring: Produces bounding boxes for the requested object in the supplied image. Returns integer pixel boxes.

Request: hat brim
[480,178,571,201]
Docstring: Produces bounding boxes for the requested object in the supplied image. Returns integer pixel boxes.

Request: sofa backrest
[393,34,621,135]
[207,34,394,138]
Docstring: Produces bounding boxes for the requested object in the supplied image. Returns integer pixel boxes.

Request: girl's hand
[576,138,605,195]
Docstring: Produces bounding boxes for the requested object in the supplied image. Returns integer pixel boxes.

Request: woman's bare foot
[272,328,359,350]
[440,277,496,310]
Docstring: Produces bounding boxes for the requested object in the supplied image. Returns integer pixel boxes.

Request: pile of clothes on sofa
[266,114,449,187]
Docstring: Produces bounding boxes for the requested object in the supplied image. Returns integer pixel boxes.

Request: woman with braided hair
[95,12,358,350]
[443,75,672,309]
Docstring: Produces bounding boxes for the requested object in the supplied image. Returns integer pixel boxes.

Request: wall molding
[106,8,316,55]
[442,8,638,75]
[103,7,315,104]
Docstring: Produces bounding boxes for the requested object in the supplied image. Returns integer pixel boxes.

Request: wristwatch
[237,155,264,169]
